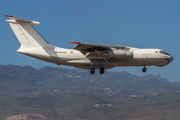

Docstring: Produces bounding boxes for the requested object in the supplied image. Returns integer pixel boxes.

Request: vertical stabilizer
[5,15,53,48]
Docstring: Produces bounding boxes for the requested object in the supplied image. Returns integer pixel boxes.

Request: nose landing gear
[142,66,146,73]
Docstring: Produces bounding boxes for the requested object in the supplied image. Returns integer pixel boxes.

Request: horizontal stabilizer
[5,15,40,25]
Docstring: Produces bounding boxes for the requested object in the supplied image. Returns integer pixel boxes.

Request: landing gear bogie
[90,66,105,74]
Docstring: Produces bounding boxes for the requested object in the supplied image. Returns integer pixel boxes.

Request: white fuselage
[17,46,174,69]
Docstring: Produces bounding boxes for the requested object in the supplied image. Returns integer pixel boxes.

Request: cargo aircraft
[5,15,174,74]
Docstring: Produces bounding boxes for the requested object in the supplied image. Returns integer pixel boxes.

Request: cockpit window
[159,51,170,55]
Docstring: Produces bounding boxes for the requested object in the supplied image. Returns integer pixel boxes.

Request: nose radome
[170,56,174,61]
[166,55,174,64]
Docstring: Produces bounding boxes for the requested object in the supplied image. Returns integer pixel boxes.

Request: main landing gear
[100,67,104,74]
[142,66,146,73]
[90,67,95,74]
[90,67,105,74]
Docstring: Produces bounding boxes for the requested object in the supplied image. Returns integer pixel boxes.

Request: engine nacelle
[103,50,133,58]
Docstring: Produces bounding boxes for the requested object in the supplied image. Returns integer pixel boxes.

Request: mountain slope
[0,65,180,99]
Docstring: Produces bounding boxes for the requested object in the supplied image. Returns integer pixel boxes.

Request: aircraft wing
[70,42,129,53]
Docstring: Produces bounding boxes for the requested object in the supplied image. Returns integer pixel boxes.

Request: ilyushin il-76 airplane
[5,15,174,74]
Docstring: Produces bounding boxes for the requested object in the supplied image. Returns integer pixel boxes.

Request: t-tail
[5,15,57,63]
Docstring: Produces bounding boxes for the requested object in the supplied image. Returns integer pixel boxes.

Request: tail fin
[5,15,52,48]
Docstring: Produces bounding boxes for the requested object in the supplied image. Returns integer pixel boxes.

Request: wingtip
[5,15,13,17]
[69,42,81,44]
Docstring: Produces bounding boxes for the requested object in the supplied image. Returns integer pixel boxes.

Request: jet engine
[103,50,133,58]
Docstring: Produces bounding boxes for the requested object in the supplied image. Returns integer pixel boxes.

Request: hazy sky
[1,0,179,82]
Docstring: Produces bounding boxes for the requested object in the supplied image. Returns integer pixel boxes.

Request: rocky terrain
[0,65,180,120]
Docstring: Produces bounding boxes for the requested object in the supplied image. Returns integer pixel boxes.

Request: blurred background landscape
[0,65,180,120]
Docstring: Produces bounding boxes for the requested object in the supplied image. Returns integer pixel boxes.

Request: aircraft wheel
[91,67,95,74]
[142,67,146,73]
[100,67,104,74]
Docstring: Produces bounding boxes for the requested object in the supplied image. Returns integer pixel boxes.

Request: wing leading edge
[70,42,129,53]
